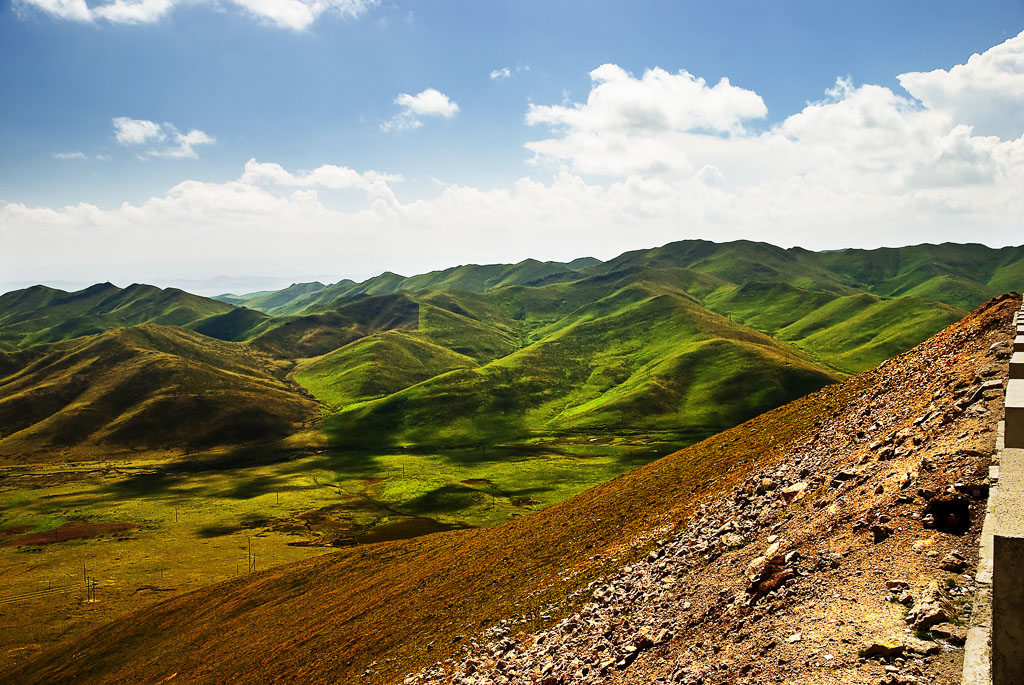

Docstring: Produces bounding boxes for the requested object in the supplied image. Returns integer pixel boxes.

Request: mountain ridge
[2,239,1020,458]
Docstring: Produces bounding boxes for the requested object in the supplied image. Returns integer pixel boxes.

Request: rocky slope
[407,294,1017,685]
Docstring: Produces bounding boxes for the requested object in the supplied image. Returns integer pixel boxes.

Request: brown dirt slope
[0,325,318,462]
[6,294,1018,685]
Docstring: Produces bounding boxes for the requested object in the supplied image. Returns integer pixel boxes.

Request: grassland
[0,436,678,670]
[2,342,886,684]
[0,325,317,461]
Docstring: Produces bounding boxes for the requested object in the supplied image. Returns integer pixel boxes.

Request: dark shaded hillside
[0,325,317,461]
[249,292,426,358]
[10,294,1014,685]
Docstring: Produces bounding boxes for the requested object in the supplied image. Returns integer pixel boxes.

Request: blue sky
[2,1,1024,293]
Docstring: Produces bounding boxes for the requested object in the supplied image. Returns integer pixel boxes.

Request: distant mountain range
[1,239,1020,459]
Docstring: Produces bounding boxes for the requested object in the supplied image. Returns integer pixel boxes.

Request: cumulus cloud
[17,0,92,21]
[381,88,459,132]
[15,0,378,30]
[525,64,767,175]
[240,159,402,205]
[112,118,215,159]
[898,29,1024,140]
[91,0,174,23]
[153,127,216,159]
[112,117,164,145]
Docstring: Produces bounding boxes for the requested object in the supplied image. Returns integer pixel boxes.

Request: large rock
[780,481,808,504]
[905,580,953,629]
[858,640,905,658]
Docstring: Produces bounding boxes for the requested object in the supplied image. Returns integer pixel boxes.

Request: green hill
[293,330,478,410]
[2,239,1020,458]
[0,282,271,348]
[214,281,328,317]
[325,282,837,448]
[0,325,317,460]
[228,258,597,317]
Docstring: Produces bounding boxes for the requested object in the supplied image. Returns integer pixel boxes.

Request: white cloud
[15,0,378,29]
[395,88,459,117]
[528,64,767,134]
[240,159,401,204]
[112,117,164,145]
[382,88,459,132]
[16,0,91,21]
[525,64,767,175]
[153,126,216,159]
[230,0,370,31]
[112,118,215,159]
[91,0,174,23]
[898,29,1024,140]
[490,65,529,81]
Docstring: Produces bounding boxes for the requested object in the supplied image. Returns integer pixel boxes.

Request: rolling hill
[8,292,1014,685]
[0,282,273,349]
[324,279,838,448]
[1,240,1021,458]
[0,325,317,461]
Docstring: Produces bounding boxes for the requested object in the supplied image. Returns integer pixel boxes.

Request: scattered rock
[858,640,905,658]
[929,622,967,645]
[939,550,966,572]
[780,482,808,504]
[871,524,893,543]
[905,581,953,629]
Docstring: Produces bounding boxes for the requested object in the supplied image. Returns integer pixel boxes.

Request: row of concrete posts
[992,303,1024,683]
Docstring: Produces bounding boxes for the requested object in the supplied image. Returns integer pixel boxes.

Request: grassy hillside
[2,239,1019,459]
[325,282,837,448]
[214,281,328,316]
[705,284,967,373]
[8,348,874,685]
[0,283,271,348]
[249,292,421,358]
[293,330,478,410]
[226,258,596,317]
[775,294,965,373]
[0,325,317,461]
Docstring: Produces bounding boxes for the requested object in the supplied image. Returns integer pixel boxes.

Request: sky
[2,1,1024,294]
